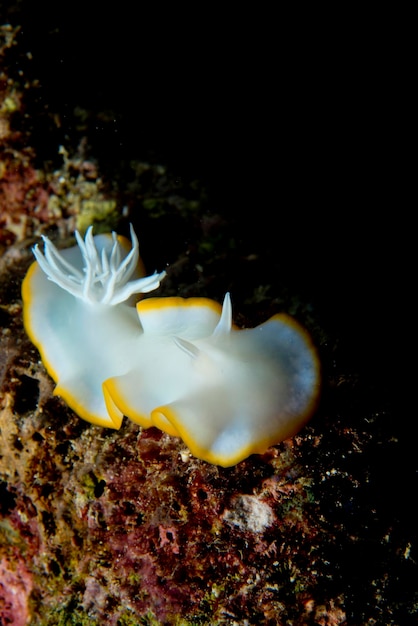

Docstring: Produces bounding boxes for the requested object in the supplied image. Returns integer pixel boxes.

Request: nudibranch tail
[22,225,166,427]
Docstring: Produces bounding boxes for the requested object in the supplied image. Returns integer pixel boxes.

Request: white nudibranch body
[22,225,320,466]
[23,226,166,428]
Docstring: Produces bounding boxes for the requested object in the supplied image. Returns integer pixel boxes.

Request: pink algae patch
[0,555,33,626]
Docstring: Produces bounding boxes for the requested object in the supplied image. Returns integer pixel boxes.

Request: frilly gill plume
[32,224,166,305]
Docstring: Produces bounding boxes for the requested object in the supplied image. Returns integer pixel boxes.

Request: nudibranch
[22,225,320,467]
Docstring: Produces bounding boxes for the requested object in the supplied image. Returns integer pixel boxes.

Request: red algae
[0,552,33,626]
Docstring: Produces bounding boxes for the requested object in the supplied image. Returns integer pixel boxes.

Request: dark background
[2,3,404,419]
